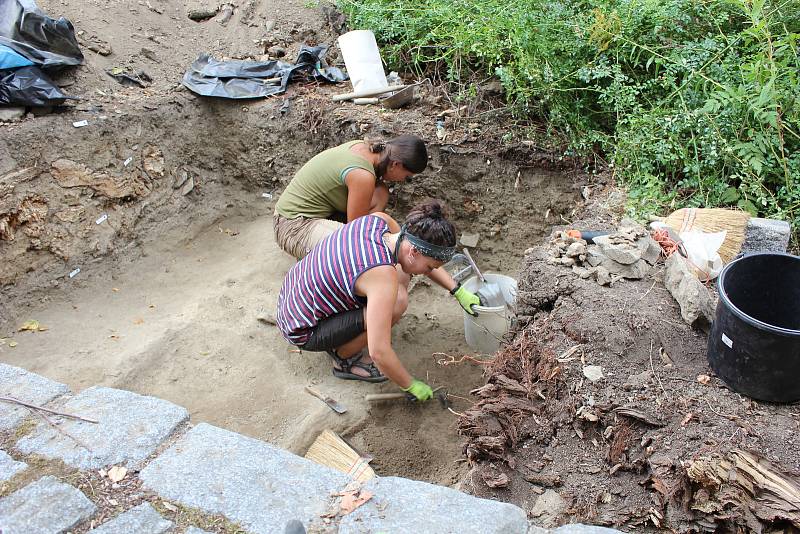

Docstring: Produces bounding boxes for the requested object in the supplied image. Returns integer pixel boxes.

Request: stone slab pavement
[338,476,529,534]
[88,502,172,534]
[0,450,26,482]
[15,386,188,470]
[0,475,96,533]
[140,423,349,534]
[0,363,70,431]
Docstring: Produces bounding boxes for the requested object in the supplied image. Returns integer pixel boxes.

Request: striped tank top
[276,215,394,345]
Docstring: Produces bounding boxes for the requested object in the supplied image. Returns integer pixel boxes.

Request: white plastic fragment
[123,156,133,166]
[95,213,108,224]
[72,120,88,128]
[261,192,273,199]
[69,268,81,278]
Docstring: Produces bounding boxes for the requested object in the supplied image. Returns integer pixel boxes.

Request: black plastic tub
[707,253,800,403]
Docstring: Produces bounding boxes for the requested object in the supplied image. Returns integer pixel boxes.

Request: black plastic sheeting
[182,45,347,99]
[0,0,83,106]
[0,0,83,68]
[0,65,71,105]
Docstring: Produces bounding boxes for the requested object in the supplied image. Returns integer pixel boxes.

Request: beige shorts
[273,213,344,259]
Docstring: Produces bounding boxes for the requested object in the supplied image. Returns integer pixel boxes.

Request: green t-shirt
[275,140,376,219]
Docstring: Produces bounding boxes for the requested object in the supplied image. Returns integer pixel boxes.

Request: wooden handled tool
[305,386,347,414]
[365,386,444,403]
[332,85,406,102]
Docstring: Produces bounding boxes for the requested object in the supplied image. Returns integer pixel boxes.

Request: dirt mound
[458,190,800,531]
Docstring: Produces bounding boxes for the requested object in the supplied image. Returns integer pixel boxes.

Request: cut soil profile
[1,0,799,532]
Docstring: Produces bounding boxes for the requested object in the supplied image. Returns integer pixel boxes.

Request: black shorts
[300,308,365,352]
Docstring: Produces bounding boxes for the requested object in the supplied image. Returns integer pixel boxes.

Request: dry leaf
[108,498,118,506]
[112,288,120,292]
[697,374,711,385]
[162,501,178,512]
[108,465,127,482]
[99,468,107,477]
[680,412,694,426]
[19,320,41,332]
[339,489,373,515]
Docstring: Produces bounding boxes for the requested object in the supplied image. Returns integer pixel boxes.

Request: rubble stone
[639,236,663,265]
[664,254,715,327]
[600,257,651,279]
[593,235,642,265]
[595,266,612,286]
[586,246,604,267]
[0,476,96,532]
[566,242,587,258]
[530,489,567,528]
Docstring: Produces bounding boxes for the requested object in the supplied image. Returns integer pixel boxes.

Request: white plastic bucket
[462,273,517,354]
[337,30,388,93]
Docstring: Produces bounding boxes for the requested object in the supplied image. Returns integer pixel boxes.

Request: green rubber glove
[453,284,480,316]
[402,379,433,402]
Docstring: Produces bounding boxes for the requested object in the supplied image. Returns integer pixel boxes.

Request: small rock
[181,176,195,196]
[560,256,576,267]
[572,265,593,279]
[0,106,26,122]
[566,241,587,258]
[460,232,480,248]
[188,7,218,20]
[265,19,276,31]
[583,365,604,382]
[530,489,567,527]
[624,370,653,390]
[595,266,612,286]
[267,46,287,58]
[600,257,651,280]
[639,235,662,265]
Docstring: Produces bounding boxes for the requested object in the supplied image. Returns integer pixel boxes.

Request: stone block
[0,450,26,482]
[185,528,212,534]
[0,107,25,122]
[664,254,715,327]
[741,218,791,255]
[600,257,651,279]
[140,423,348,534]
[593,235,641,265]
[88,503,172,534]
[338,476,528,534]
[15,386,188,470]
[460,232,480,248]
[0,475,96,533]
[638,236,662,265]
[0,363,70,431]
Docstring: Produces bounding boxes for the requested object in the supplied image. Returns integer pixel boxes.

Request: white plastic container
[337,30,388,93]
[462,273,517,354]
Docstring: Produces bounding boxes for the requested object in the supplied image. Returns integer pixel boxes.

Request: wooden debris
[614,406,664,427]
[687,449,800,530]
[482,470,510,488]
[522,472,562,487]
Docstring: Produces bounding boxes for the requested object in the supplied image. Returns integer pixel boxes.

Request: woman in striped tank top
[276,200,481,402]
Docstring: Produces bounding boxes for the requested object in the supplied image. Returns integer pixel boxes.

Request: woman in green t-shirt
[273,135,428,259]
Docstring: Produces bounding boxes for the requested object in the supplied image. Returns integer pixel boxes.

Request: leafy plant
[338,0,800,244]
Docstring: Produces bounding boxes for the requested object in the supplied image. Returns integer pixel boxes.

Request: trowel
[462,248,504,307]
[305,386,347,414]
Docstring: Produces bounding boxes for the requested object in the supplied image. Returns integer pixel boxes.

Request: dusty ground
[0,0,578,489]
[6,1,797,532]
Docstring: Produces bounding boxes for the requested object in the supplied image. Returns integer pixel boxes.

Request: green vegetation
[338,0,800,237]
